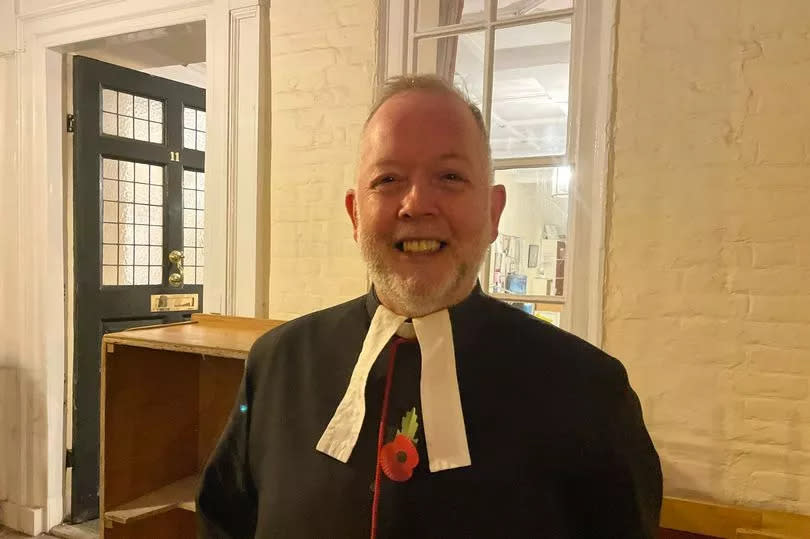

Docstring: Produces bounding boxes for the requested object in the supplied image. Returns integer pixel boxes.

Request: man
[197,75,662,538]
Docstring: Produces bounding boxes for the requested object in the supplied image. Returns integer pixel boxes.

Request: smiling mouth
[395,240,448,254]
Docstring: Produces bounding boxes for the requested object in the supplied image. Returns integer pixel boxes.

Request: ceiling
[456,19,571,159]
[447,0,573,25]
[64,21,207,88]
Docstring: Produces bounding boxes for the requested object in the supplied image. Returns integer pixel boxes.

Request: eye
[441,172,465,183]
[371,175,397,189]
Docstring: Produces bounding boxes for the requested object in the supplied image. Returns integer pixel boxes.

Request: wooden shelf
[104,314,285,360]
[105,474,199,525]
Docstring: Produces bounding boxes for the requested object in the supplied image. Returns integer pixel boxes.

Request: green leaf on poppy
[397,407,419,444]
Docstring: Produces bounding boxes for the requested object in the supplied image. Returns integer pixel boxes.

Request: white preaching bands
[316,305,471,472]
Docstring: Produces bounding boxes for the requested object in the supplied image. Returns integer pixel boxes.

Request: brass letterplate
[150,293,199,312]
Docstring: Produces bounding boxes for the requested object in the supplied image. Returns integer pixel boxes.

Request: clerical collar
[317,286,483,472]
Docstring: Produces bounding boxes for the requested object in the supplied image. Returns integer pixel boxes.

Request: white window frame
[378,0,616,345]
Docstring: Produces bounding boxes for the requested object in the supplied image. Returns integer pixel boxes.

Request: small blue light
[239,404,248,413]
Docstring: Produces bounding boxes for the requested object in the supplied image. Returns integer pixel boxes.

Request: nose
[398,178,438,220]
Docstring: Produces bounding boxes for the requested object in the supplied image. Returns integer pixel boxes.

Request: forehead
[361,91,485,164]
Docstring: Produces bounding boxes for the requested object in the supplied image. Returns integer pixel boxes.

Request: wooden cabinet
[99,314,283,538]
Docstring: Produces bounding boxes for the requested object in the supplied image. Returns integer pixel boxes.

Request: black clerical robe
[197,287,663,538]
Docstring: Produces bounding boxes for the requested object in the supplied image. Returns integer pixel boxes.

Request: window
[382,0,613,340]
[383,0,598,332]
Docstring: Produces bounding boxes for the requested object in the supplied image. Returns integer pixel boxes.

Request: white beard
[357,229,490,318]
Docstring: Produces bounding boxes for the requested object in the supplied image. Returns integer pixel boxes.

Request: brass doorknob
[168,250,184,287]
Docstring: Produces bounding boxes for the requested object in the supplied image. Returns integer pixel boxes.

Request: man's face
[346,90,506,317]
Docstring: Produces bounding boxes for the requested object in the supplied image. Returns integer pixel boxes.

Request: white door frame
[7,0,269,532]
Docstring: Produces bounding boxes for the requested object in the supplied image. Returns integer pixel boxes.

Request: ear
[488,184,506,243]
[345,189,359,242]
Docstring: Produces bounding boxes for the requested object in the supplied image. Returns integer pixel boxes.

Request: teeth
[402,240,441,253]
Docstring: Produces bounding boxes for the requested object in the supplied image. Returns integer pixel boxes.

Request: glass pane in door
[100,157,164,286]
[183,106,207,151]
[101,88,164,144]
[182,169,205,285]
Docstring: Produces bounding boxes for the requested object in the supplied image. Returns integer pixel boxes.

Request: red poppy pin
[380,407,420,482]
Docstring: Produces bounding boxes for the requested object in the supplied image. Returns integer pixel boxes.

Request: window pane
[120,161,134,182]
[100,157,165,287]
[416,31,485,109]
[149,99,163,123]
[134,119,149,141]
[135,163,149,183]
[102,266,117,286]
[491,19,571,158]
[149,266,162,285]
[488,167,569,297]
[183,170,196,189]
[118,266,133,286]
[135,183,149,204]
[196,110,206,131]
[417,0,485,31]
[102,158,118,179]
[131,266,146,286]
[196,131,206,151]
[183,189,196,209]
[102,179,118,201]
[134,204,149,224]
[149,122,163,144]
[184,107,197,129]
[118,116,133,138]
[497,0,572,20]
[134,96,149,120]
[150,246,162,266]
[184,209,196,228]
[118,92,133,117]
[186,267,196,286]
[185,228,196,247]
[102,112,117,136]
[150,165,163,185]
[102,89,117,113]
[184,128,197,150]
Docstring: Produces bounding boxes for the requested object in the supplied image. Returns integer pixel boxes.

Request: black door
[72,56,206,522]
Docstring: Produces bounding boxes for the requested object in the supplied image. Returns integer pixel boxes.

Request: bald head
[362,75,492,177]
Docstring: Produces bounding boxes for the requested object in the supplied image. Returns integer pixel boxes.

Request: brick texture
[605,0,810,514]
[269,0,376,319]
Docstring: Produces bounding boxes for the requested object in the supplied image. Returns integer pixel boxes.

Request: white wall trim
[17,0,125,21]
[223,3,271,317]
[0,500,44,536]
[561,0,617,346]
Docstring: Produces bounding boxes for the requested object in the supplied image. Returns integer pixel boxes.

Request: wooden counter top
[103,313,285,360]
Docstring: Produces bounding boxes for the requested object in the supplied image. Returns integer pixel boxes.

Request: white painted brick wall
[605,0,810,514]
[269,0,376,319]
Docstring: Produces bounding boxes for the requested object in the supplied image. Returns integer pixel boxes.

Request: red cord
[370,337,409,539]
